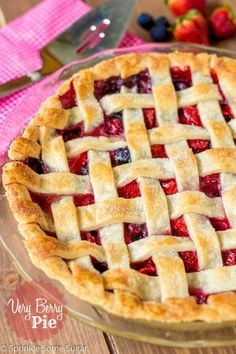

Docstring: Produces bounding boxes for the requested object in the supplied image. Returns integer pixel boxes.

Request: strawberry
[172,10,209,45]
[209,4,236,40]
[165,0,206,17]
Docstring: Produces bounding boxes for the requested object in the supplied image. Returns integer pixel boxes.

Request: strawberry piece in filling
[222,249,236,266]
[124,223,148,244]
[73,194,94,207]
[143,108,157,129]
[188,139,211,153]
[211,69,234,121]
[131,257,157,276]
[170,66,192,91]
[160,178,178,195]
[210,217,231,231]
[118,181,141,199]
[200,173,221,197]
[81,230,101,245]
[68,152,88,175]
[151,144,167,158]
[170,216,189,237]
[59,81,76,109]
[178,106,202,126]
[179,251,199,273]
[189,288,209,304]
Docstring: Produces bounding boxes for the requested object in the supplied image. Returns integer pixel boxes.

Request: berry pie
[3,52,236,322]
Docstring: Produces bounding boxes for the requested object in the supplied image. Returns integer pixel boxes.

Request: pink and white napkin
[0,0,144,129]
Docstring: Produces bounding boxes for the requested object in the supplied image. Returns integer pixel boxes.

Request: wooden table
[0,1,236,353]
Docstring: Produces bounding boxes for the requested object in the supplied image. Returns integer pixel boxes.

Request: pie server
[0,0,137,99]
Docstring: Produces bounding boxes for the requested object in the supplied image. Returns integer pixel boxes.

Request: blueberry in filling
[25,157,46,174]
[112,147,131,166]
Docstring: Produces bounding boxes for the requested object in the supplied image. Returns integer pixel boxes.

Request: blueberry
[138,13,155,31]
[25,157,45,174]
[113,112,122,119]
[150,25,169,42]
[114,147,131,165]
[80,165,89,175]
[62,127,82,142]
[122,75,138,89]
[155,16,170,28]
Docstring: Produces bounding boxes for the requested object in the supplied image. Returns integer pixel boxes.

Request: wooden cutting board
[0,1,236,353]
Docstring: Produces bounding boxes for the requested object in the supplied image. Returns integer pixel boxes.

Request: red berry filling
[222,249,236,266]
[211,69,234,121]
[178,106,202,126]
[81,230,101,245]
[94,76,122,100]
[200,173,221,197]
[170,216,189,237]
[143,108,157,129]
[45,231,57,238]
[131,257,157,276]
[57,113,124,142]
[160,178,178,195]
[124,223,148,244]
[104,113,124,135]
[110,147,131,167]
[211,69,218,84]
[189,288,209,304]
[209,217,231,231]
[73,194,94,207]
[188,139,211,153]
[30,193,63,213]
[58,122,84,142]
[170,66,192,91]
[30,192,94,213]
[118,181,141,199]
[59,81,76,109]
[91,257,108,273]
[220,103,234,122]
[151,144,167,158]
[68,152,88,175]
[179,251,199,273]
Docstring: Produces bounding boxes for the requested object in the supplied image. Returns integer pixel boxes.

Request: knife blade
[46,0,137,64]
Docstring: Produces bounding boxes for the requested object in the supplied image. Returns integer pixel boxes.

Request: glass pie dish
[1,43,236,347]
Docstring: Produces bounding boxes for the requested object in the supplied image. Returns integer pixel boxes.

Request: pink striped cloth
[0,0,144,126]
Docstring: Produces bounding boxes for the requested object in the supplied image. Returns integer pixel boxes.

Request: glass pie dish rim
[1,42,236,347]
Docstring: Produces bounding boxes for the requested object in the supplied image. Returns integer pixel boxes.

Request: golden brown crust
[3,52,236,323]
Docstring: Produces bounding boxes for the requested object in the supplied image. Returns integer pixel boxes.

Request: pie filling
[24,66,236,305]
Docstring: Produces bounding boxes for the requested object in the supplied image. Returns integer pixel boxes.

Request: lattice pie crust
[3,52,236,322]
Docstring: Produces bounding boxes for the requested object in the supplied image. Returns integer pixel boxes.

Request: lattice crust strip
[3,52,236,322]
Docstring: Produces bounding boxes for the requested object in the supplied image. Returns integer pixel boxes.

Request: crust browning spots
[3,162,40,187]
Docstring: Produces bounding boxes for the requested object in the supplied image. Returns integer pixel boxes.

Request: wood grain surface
[0,1,236,353]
